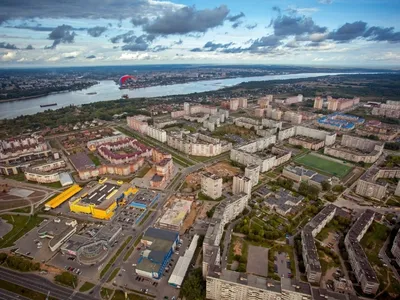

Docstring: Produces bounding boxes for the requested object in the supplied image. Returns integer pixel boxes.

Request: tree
[321,180,331,191]
[181,268,205,300]
[332,185,345,193]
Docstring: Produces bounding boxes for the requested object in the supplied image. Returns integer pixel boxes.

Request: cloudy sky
[0,0,399,67]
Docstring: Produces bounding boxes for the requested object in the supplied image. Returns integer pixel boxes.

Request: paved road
[0,267,96,300]
[0,288,32,300]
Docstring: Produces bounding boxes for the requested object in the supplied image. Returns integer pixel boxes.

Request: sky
[0,0,399,68]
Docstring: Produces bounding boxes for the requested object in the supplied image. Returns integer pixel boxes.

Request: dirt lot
[233,239,243,256]
[180,201,198,234]
[0,187,46,211]
[197,201,218,220]
[185,161,241,189]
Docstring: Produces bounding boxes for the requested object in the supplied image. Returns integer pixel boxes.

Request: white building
[244,164,260,187]
[232,175,252,195]
[146,126,167,143]
[201,172,223,200]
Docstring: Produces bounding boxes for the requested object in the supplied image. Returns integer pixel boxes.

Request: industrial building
[157,199,192,232]
[168,234,199,288]
[136,227,180,279]
[45,184,82,209]
[201,172,223,200]
[69,181,136,220]
[324,135,384,164]
[38,217,77,252]
[345,210,379,294]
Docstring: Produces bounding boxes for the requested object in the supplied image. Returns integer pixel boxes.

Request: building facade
[201,172,223,200]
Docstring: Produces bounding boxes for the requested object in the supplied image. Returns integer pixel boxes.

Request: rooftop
[69,152,95,171]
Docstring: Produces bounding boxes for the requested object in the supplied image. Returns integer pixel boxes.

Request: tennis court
[294,153,352,178]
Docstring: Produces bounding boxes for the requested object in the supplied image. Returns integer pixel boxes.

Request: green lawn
[294,153,352,178]
[0,215,44,248]
[88,153,101,166]
[100,236,132,278]
[101,287,114,299]
[360,222,400,294]
[0,279,55,300]
[6,173,26,181]
[79,281,95,292]
[112,290,147,300]
[107,268,120,283]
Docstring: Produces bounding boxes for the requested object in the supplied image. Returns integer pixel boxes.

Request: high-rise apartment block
[313,97,323,109]
[232,174,252,195]
[201,172,223,200]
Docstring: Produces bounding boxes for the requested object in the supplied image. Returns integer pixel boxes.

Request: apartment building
[356,167,400,200]
[126,115,150,134]
[266,107,283,120]
[146,126,167,143]
[313,97,323,109]
[345,210,379,294]
[258,95,273,108]
[324,135,384,164]
[278,125,337,146]
[301,204,337,283]
[327,96,360,111]
[283,111,303,125]
[232,175,252,195]
[201,172,223,200]
[372,100,400,118]
[254,108,264,118]
[391,230,400,266]
[244,164,260,187]
[234,117,262,130]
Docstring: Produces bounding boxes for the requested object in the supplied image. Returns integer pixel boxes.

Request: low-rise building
[38,217,78,252]
[136,227,179,279]
[282,165,330,190]
[345,210,379,294]
[157,199,192,231]
[201,172,223,200]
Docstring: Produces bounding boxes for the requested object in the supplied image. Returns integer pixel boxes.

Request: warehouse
[168,234,199,288]
[69,181,134,220]
[136,227,179,279]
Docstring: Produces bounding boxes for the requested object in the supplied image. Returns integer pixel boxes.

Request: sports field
[294,153,352,178]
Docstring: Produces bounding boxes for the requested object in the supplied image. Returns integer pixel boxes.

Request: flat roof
[61,234,90,252]
[69,152,95,171]
[143,227,179,243]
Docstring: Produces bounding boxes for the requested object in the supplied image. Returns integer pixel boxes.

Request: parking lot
[274,252,292,279]
[112,232,193,299]
[247,246,268,277]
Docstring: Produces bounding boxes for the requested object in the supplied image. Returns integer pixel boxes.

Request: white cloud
[118,52,160,60]
[286,6,319,15]
[1,51,16,61]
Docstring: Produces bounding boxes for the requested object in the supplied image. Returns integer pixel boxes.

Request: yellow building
[69,182,138,220]
[46,184,82,209]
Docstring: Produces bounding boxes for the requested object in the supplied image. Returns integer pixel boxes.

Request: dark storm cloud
[171,39,183,46]
[87,26,107,37]
[110,31,135,43]
[246,23,258,30]
[227,12,245,22]
[143,5,229,35]
[0,0,181,22]
[131,16,149,26]
[25,44,34,50]
[363,26,400,43]
[64,56,75,59]
[86,55,96,59]
[121,42,149,51]
[273,15,327,37]
[152,45,169,52]
[220,47,247,54]
[0,42,18,49]
[204,41,233,51]
[232,22,242,29]
[327,21,367,41]
[190,48,202,52]
[46,25,76,49]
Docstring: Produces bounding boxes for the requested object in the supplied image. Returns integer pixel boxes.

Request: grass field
[294,153,352,178]
[0,215,44,248]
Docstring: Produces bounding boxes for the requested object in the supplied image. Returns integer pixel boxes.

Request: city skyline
[0,0,399,67]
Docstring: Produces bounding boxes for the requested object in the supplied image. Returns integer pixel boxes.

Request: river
[0,72,349,119]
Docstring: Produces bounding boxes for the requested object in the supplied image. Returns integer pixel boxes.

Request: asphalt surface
[0,288,31,300]
[0,267,96,300]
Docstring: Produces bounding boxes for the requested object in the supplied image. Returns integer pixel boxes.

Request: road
[0,267,95,300]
